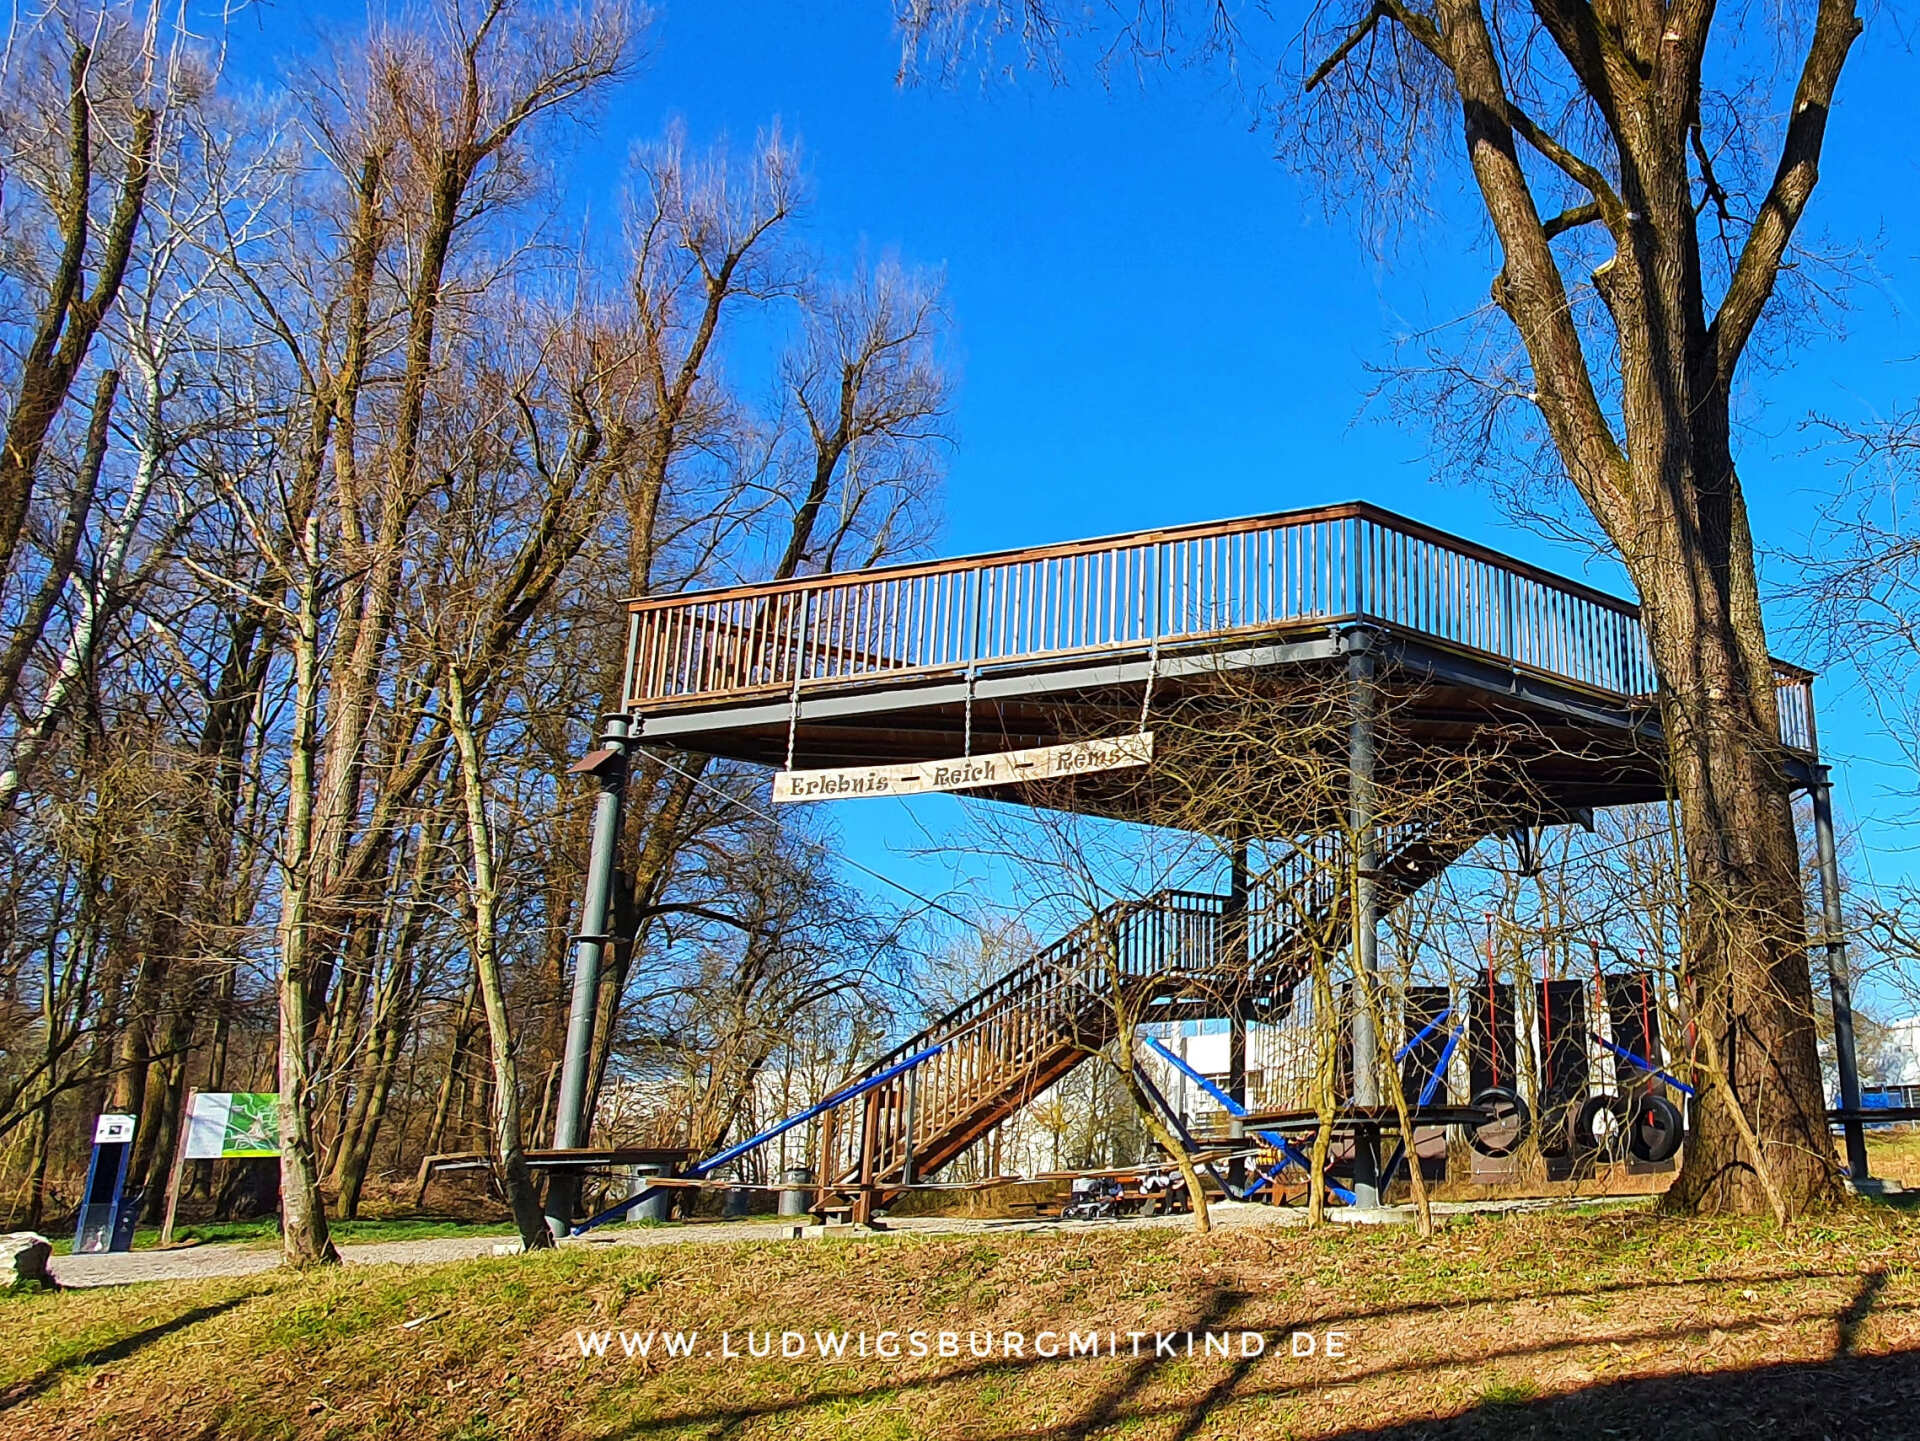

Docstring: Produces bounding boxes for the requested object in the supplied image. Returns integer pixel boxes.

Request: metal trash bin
[627,1165,671,1223]
[778,1165,814,1217]
[723,1185,753,1219]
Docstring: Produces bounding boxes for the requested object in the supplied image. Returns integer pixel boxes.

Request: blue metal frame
[1129,1061,1242,1199]
[1143,1036,1358,1205]
[1594,1034,1696,1098]
[73,1128,136,1255]
[571,1044,945,1234]
[1378,1021,1465,1193]
[1394,1005,1453,1064]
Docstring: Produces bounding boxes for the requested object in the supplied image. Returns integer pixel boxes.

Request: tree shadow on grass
[1323,1346,1920,1440]
[0,1296,253,1414]
[602,1332,1920,1441]
[595,1265,1915,1441]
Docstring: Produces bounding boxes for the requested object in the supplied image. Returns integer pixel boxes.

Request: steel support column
[1347,636,1382,1209]
[545,712,633,1237]
[1811,769,1869,1181]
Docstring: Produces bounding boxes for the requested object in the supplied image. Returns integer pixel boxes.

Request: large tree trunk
[1636,535,1836,1216]
[1410,0,1860,1216]
[278,959,338,1265]
[277,583,339,1267]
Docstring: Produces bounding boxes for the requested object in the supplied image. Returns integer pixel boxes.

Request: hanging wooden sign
[772,732,1154,803]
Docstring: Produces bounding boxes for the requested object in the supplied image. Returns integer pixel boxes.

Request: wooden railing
[626,503,1663,707]
[1775,667,1817,755]
[627,501,1818,753]
[815,820,1465,1197]
[820,888,1231,1192]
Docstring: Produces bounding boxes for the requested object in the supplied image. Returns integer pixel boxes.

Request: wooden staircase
[815,822,1475,1211]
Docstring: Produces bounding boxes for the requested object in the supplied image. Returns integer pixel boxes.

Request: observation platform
[620,502,1819,825]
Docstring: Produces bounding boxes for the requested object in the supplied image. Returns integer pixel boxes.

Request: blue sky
[229,3,1920,982]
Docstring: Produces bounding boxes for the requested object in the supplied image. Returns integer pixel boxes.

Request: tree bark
[276,539,339,1266]
[1412,0,1859,1215]
[447,665,554,1250]
[0,47,155,586]
[0,367,117,723]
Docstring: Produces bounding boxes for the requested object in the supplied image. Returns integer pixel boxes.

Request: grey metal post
[1226,837,1249,1194]
[1347,635,1382,1208]
[1811,769,1869,1181]
[545,711,633,1237]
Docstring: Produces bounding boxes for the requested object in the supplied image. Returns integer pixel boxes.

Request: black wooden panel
[1537,978,1589,1154]
[1467,974,1517,1096]
[1605,971,1663,1090]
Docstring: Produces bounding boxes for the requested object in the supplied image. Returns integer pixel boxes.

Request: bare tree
[206,0,639,1264]
[0,0,954,1240]
[0,16,160,589]
[899,0,1861,1216]
[577,175,951,1142]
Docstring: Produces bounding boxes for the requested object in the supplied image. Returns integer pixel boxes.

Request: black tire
[1575,1093,1631,1159]
[1628,1093,1685,1163]
[1466,1087,1532,1158]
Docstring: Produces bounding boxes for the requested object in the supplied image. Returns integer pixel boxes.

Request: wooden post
[854,1090,880,1226]
[159,1088,197,1247]
[816,1105,836,1216]
[900,1070,918,1188]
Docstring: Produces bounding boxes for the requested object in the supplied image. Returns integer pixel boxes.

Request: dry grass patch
[1865,1127,1920,1189]
[1,1205,1916,1439]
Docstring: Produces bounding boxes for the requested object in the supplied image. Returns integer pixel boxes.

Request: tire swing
[1466,1087,1532,1158]
[1465,949,1532,1159]
[1574,1093,1631,1160]
[1627,1093,1685,1164]
[1574,1091,1686,1163]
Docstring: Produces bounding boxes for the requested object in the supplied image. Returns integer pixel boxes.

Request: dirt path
[47,1196,1627,1288]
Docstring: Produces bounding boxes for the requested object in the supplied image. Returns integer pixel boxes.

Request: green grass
[48,1218,277,1256]
[4,1205,1919,1439]
[1865,1126,1920,1188]
[1477,1376,1543,1407]
[48,1215,519,1256]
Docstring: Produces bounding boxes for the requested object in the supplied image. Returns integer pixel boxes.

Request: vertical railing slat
[623,508,1808,752]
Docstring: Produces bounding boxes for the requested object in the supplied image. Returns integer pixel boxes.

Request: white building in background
[1147,1017,1325,1122]
[1872,1017,1920,1104]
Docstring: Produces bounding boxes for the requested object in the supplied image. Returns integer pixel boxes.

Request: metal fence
[625,502,1816,754]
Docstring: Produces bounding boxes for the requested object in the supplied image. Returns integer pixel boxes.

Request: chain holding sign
[773,732,1153,804]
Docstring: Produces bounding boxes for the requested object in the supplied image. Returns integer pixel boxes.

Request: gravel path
[46,1196,1641,1289]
